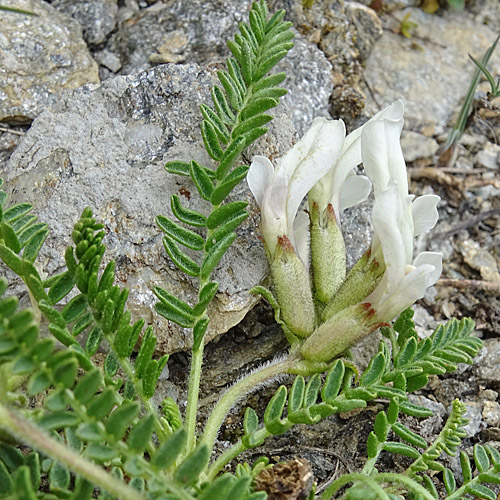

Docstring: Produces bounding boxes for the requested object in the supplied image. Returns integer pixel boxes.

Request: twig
[0,126,25,136]
[435,209,500,237]
[436,278,500,293]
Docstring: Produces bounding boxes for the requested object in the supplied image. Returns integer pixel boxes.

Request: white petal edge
[247,156,274,206]
[339,173,372,213]
[412,194,440,236]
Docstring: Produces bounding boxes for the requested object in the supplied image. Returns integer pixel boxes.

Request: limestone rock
[0,0,99,123]
[363,8,500,132]
[50,0,118,46]
[1,63,296,354]
[401,130,439,162]
[105,0,333,134]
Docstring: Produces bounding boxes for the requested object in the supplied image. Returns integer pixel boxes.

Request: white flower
[367,186,442,323]
[247,117,346,262]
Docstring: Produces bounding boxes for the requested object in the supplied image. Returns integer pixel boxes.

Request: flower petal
[339,173,372,213]
[247,155,274,206]
[413,251,442,285]
[412,194,440,236]
[286,118,346,234]
[361,102,406,197]
[293,209,311,267]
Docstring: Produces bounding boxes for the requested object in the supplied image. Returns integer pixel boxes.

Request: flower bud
[271,235,316,338]
[300,303,383,362]
[322,249,385,321]
[310,203,346,304]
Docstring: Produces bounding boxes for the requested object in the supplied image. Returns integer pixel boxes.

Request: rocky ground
[1,0,500,497]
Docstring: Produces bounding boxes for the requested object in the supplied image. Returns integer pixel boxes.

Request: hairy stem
[0,402,146,500]
[185,340,205,455]
[200,357,295,461]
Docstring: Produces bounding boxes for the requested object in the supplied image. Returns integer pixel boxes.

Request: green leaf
[399,401,433,418]
[23,228,49,262]
[3,203,32,223]
[105,400,140,440]
[304,374,321,407]
[134,326,156,377]
[165,160,190,176]
[157,214,205,251]
[374,411,389,442]
[1,222,21,253]
[174,444,210,485]
[27,371,52,395]
[215,137,247,181]
[53,357,78,388]
[87,388,117,420]
[62,294,88,324]
[154,302,195,329]
[198,474,236,500]
[202,120,224,161]
[192,281,218,316]
[478,472,500,484]
[460,451,472,483]
[201,102,231,140]
[217,70,242,110]
[200,231,237,280]
[466,484,497,500]
[163,235,200,277]
[193,317,209,352]
[171,194,207,228]
[49,461,70,491]
[205,211,248,252]
[104,350,119,377]
[12,466,37,500]
[142,358,162,399]
[334,399,367,413]
[85,325,102,356]
[211,164,249,205]
[322,359,345,402]
[227,58,246,96]
[73,369,103,404]
[406,374,429,392]
[288,376,305,413]
[367,432,378,459]
[387,399,399,424]
[0,444,25,471]
[392,422,427,448]
[0,243,24,275]
[254,50,290,81]
[48,324,77,347]
[383,442,420,459]
[360,352,385,386]
[206,201,248,229]
[25,453,40,492]
[38,411,79,430]
[127,414,155,452]
[395,337,418,367]
[264,385,287,431]
[48,271,75,305]
[240,37,254,84]
[190,160,214,201]
[232,114,272,138]
[474,444,490,472]
[252,72,286,92]
[152,428,187,469]
[85,444,118,463]
[243,407,259,435]
[211,87,236,126]
[241,97,277,121]
[443,468,456,495]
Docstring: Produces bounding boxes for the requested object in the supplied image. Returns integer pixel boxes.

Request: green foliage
[157,0,293,349]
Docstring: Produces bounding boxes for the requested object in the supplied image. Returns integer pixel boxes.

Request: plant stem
[185,341,205,455]
[320,473,391,500]
[0,402,146,500]
[205,440,247,481]
[200,357,295,460]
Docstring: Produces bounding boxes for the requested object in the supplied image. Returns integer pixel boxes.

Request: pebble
[401,130,440,162]
[474,141,500,170]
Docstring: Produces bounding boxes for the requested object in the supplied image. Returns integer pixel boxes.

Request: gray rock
[94,49,122,73]
[401,131,439,162]
[363,8,500,133]
[270,0,383,124]
[50,0,118,46]
[474,141,500,170]
[0,63,296,354]
[474,338,500,382]
[0,0,99,124]
[105,0,333,135]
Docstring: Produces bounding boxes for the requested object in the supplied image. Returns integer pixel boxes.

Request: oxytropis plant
[0,2,497,500]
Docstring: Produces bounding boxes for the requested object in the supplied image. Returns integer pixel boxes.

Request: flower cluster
[247,101,442,363]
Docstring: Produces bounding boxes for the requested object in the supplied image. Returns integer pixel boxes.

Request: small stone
[474,339,500,383]
[460,239,500,283]
[401,130,439,162]
[344,2,383,61]
[480,389,499,402]
[0,0,99,123]
[482,401,500,427]
[94,49,122,73]
[50,0,118,45]
[474,141,500,170]
[461,401,483,438]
